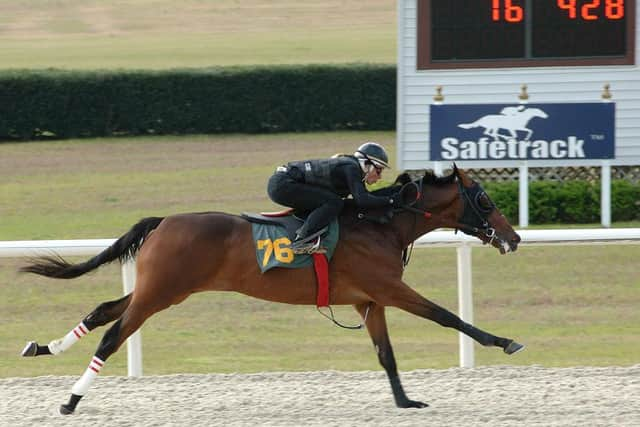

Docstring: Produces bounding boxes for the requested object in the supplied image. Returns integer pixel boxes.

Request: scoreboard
[417,0,636,68]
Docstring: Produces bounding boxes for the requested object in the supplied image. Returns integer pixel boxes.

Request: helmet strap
[361,163,373,183]
[357,157,367,173]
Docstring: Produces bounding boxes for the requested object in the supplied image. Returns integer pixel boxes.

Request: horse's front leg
[380,282,524,355]
[354,302,428,409]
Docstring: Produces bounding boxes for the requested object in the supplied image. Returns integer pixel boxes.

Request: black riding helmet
[354,142,390,169]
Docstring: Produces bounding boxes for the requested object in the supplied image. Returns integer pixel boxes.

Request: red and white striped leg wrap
[71,356,105,396]
[48,322,90,355]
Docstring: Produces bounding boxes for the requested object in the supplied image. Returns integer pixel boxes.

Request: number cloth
[251,219,339,273]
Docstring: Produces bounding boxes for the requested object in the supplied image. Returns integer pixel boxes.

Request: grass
[1,133,639,378]
[0,132,396,239]
[0,0,396,69]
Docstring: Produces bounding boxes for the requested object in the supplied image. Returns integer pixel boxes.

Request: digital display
[418,0,635,68]
[532,0,627,57]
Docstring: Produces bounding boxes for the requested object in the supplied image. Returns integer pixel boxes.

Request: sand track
[2,366,639,426]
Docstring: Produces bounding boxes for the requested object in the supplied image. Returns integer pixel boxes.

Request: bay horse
[19,165,523,414]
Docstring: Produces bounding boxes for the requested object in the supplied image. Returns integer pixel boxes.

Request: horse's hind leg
[59,299,164,415]
[21,294,132,357]
[355,302,428,409]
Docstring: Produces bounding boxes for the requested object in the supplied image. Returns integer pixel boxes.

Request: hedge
[484,179,640,224]
[0,64,396,141]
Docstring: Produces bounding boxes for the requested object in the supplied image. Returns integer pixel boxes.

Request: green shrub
[484,179,640,224]
[0,65,396,141]
[555,181,600,223]
[612,180,640,221]
[529,181,562,224]
[484,181,519,222]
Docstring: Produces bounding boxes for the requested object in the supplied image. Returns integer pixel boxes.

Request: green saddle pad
[251,220,339,273]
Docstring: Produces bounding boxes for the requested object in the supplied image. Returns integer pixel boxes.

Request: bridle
[454,179,498,245]
[396,175,500,255]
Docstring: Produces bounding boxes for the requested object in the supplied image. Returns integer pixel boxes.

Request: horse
[19,165,523,414]
[458,106,548,141]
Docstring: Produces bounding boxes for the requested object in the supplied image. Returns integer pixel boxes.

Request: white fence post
[121,260,143,377]
[519,161,529,228]
[601,160,611,227]
[456,244,474,368]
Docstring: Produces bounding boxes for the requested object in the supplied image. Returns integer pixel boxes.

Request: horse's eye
[477,193,493,211]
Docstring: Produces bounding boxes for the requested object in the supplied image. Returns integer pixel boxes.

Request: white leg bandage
[48,322,90,355]
[71,356,105,396]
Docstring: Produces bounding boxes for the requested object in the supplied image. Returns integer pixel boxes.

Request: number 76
[257,238,295,267]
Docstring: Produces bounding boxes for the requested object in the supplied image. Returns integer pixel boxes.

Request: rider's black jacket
[286,156,393,208]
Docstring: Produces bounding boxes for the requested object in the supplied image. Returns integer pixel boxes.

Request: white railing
[2,228,640,373]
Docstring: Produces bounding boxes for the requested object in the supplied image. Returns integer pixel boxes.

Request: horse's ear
[394,172,412,186]
[452,163,473,186]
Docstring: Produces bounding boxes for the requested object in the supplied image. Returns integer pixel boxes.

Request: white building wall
[397,0,640,171]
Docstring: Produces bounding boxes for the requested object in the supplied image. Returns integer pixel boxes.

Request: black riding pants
[267,172,344,238]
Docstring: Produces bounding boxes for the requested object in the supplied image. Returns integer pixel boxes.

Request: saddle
[242,209,305,241]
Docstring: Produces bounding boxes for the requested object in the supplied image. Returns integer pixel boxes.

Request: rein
[317,303,371,330]
[398,178,433,220]
[397,178,429,268]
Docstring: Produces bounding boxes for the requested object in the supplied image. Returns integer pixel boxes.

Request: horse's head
[451,165,520,253]
[394,166,520,254]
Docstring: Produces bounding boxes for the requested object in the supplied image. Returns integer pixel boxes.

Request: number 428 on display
[491,0,624,22]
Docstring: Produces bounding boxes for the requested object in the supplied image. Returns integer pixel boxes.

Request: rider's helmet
[354,142,390,172]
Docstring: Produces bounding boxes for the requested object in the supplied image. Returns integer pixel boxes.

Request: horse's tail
[458,122,477,129]
[20,217,164,279]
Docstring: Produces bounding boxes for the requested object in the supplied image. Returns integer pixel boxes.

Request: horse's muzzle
[506,233,521,253]
[495,232,520,254]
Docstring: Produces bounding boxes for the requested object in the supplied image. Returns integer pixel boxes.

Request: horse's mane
[370,170,457,197]
[341,169,458,221]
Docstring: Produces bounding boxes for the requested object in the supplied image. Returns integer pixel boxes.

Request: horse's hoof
[504,340,525,355]
[399,399,429,409]
[59,393,82,415]
[59,404,74,415]
[21,341,38,357]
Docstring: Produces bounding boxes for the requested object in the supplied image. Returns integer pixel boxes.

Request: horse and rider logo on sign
[430,103,615,161]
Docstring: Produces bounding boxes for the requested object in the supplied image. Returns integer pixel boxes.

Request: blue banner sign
[430,103,615,161]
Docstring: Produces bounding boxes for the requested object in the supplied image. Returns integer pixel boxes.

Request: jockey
[267,142,401,254]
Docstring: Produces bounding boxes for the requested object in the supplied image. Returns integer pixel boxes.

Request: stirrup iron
[291,235,321,254]
[290,227,328,254]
